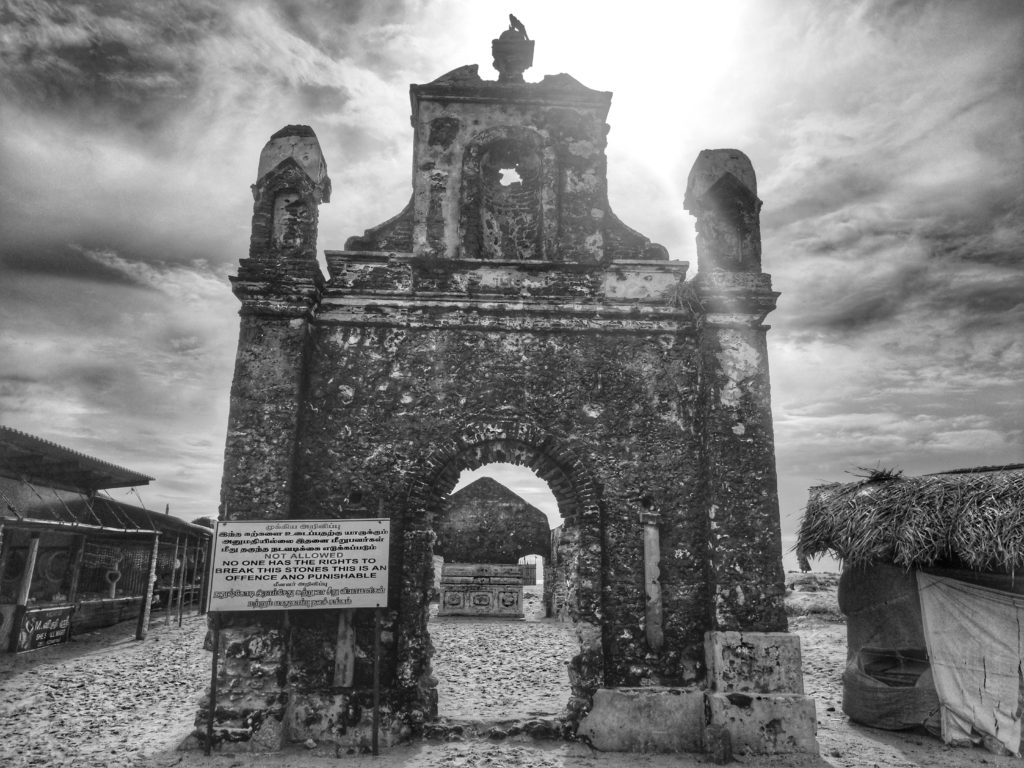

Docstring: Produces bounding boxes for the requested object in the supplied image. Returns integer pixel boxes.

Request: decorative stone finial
[256,124,329,192]
[492,15,534,83]
[243,125,330,274]
[684,149,763,273]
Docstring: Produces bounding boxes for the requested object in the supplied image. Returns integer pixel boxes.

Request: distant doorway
[429,462,574,722]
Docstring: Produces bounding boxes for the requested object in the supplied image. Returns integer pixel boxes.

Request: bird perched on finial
[509,14,529,40]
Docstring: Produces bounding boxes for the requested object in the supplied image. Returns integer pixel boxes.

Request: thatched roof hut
[798,465,1024,754]
[797,465,1024,573]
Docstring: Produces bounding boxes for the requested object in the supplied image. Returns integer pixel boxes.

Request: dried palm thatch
[797,465,1024,573]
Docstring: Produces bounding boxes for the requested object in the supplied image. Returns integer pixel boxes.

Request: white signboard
[208,518,389,612]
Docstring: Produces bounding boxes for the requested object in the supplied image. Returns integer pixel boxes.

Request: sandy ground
[0,581,1019,767]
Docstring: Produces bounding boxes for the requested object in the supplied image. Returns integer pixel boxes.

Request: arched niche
[459,127,556,260]
[271,189,312,251]
[247,157,326,265]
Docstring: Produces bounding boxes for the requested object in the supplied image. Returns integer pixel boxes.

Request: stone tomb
[438,563,524,618]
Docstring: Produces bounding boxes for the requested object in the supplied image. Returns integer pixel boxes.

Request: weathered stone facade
[198,22,809,756]
[435,476,549,565]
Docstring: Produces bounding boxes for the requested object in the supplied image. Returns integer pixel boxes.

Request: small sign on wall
[16,605,74,652]
[208,519,389,612]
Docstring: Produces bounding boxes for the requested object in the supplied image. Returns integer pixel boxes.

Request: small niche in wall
[272,191,311,251]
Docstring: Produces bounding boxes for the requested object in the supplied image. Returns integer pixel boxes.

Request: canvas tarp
[918,571,1024,756]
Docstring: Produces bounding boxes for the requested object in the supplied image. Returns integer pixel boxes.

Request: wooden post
[9,533,40,652]
[66,535,86,603]
[166,536,180,625]
[136,533,161,640]
[16,533,40,607]
[372,607,381,756]
[198,534,212,615]
[334,610,355,686]
[640,510,664,652]
[0,522,7,597]
[187,534,201,615]
[206,612,220,756]
[176,536,189,626]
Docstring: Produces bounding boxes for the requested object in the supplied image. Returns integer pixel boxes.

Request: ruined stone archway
[396,420,604,722]
[207,26,802,755]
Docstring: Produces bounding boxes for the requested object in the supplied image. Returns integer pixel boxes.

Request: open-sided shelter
[797,465,1024,756]
[0,426,212,651]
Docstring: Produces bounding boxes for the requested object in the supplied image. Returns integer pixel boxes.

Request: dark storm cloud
[295,82,350,114]
[272,0,429,78]
[923,206,1024,269]
[1,243,153,286]
[756,0,1024,350]
[274,0,398,53]
[0,0,224,137]
[765,163,889,230]
[755,0,1023,554]
[791,264,929,334]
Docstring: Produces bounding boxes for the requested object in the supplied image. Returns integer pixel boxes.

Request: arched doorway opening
[397,421,605,726]
[430,463,571,722]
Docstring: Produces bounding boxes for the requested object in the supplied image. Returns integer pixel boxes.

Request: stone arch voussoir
[405,419,599,527]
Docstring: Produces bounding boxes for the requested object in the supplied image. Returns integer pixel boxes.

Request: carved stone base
[437,564,524,617]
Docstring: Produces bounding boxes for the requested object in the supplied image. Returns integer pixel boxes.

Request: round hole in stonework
[498,167,522,186]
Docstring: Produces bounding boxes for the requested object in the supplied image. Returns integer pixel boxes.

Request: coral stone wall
[435,477,550,565]
[290,319,709,693]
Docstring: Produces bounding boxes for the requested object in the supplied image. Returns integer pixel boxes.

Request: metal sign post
[176,536,189,626]
[373,607,381,756]
[205,519,390,754]
[205,611,220,756]
[166,535,180,625]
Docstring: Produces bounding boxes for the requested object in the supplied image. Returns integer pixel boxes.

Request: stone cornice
[324,252,688,300]
[315,294,697,333]
[691,271,779,327]
[316,253,694,332]
[230,274,323,319]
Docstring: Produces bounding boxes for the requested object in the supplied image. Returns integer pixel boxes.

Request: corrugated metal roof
[0,425,154,492]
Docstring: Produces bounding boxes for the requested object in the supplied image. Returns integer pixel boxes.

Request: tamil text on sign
[208,519,389,612]
[16,606,74,652]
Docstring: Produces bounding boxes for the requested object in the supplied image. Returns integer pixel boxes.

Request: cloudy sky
[1,0,1020,570]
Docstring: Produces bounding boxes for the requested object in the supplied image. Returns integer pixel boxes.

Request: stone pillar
[685,149,786,632]
[222,124,329,522]
[640,510,664,652]
[66,534,85,603]
[686,149,817,757]
[202,125,331,752]
[0,523,6,596]
[395,527,439,726]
